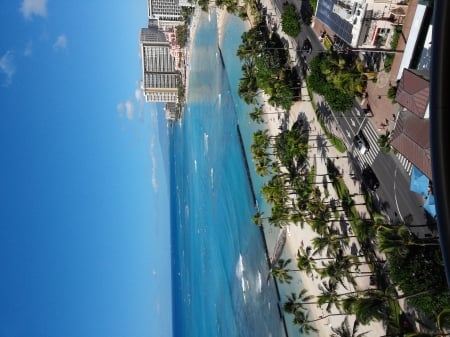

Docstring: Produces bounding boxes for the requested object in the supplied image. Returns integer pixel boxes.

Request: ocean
[168,10,287,337]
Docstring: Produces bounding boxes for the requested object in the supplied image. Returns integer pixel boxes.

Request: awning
[410,166,429,196]
[424,194,437,218]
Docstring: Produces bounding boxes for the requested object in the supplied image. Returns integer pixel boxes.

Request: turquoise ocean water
[168,11,287,337]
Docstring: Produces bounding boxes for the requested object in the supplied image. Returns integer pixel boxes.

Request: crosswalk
[395,152,413,176]
[352,122,380,166]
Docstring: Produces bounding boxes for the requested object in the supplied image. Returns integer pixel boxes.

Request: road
[261,0,434,237]
[319,101,431,237]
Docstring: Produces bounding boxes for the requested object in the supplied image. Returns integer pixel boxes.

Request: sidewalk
[263,85,386,336]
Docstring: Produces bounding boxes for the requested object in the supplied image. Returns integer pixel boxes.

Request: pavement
[263,83,387,337]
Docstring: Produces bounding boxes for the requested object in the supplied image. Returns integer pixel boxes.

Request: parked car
[353,132,369,154]
[302,38,312,54]
[362,165,380,190]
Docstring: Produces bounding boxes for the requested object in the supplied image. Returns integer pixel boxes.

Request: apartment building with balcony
[314,0,430,52]
[148,0,194,30]
[140,26,179,103]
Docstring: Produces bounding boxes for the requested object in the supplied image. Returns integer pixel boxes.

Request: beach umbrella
[409,166,429,196]
[424,194,437,218]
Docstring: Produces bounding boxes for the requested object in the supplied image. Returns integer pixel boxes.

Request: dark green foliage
[281,4,301,37]
[307,54,356,111]
[274,126,308,172]
[387,85,397,102]
[384,25,402,71]
[237,24,298,110]
[215,0,238,13]
[388,245,450,317]
[198,0,209,11]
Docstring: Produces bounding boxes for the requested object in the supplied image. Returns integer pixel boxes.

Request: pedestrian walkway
[396,152,413,176]
[353,122,380,167]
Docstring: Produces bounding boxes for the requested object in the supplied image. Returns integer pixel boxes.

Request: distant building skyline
[140,26,179,103]
[148,0,194,30]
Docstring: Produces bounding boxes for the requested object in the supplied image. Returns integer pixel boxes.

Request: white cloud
[150,138,158,192]
[117,102,124,117]
[117,100,134,120]
[0,51,16,86]
[124,100,134,120]
[135,87,143,103]
[20,0,47,19]
[53,34,68,50]
[24,41,33,56]
[134,85,145,120]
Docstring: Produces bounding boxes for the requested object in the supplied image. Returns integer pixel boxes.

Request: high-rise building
[140,26,179,103]
[147,0,193,30]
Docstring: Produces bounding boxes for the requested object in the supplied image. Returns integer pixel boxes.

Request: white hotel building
[140,26,179,103]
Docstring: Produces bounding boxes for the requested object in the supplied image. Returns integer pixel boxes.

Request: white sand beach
[214,6,386,337]
[184,6,202,104]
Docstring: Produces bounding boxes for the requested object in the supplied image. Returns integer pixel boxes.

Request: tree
[270,258,296,283]
[293,308,344,334]
[252,211,267,226]
[341,293,393,325]
[437,308,450,332]
[377,131,392,153]
[281,4,301,37]
[297,247,317,275]
[387,244,450,317]
[284,289,316,314]
[317,279,342,312]
[332,317,369,337]
[377,225,439,258]
[318,255,357,289]
[307,53,359,111]
[249,105,264,123]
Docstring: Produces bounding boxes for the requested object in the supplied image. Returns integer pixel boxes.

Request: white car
[353,133,369,154]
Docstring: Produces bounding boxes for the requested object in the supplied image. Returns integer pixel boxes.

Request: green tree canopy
[281,4,301,37]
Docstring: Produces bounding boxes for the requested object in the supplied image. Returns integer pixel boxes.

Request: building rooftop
[396,68,429,118]
[391,110,432,179]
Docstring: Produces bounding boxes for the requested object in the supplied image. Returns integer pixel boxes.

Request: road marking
[346,130,351,139]
[350,118,355,127]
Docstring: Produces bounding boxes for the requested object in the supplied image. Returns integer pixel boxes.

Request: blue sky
[0,1,172,336]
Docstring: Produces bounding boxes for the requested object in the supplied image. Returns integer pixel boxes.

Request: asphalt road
[328,103,432,237]
[261,0,434,236]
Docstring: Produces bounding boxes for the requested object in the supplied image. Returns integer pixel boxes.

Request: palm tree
[296,248,317,275]
[293,307,345,334]
[311,228,347,257]
[376,225,439,257]
[270,258,296,284]
[318,255,357,289]
[255,156,271,176]
[377,130,392,153]
[252,211,268,226]
[292,310,319,335]
[249,105,264,123]
[331,317,369,337]
[317,279,342,313]
[341,293,392,325]
[283,289,316,314]
[353,218,377,242]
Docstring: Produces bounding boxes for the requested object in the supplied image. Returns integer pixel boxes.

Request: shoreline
[216,5,387,336]
[214,8,325,335]
[183,6,202,109]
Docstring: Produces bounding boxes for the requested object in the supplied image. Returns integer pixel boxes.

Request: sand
[183,6,202,104]
[213,6,386,337]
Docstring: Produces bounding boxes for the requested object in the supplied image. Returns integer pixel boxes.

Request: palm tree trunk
[305,313,345,323]
[397,289,432,300]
